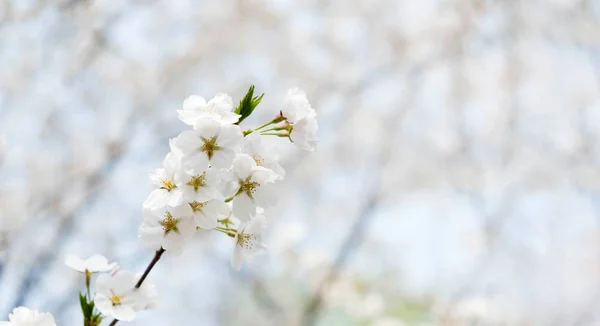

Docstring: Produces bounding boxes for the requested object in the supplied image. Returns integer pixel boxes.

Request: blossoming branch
[0,86,317,326]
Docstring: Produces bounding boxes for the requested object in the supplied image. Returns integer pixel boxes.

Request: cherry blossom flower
[64,254,117,274]
[178,93,240,126]
[0,307,56,326]
[143,152,184,209]
[231,215,267,271]
[94,270,158,321]
[139,204,196,254]
[189,199,230,229]
[170,117,242,170]
[242,133,285,181]
[176,166,223,203]
[290,110,318,152]
[225,154,278,221]
[281,87,313,122]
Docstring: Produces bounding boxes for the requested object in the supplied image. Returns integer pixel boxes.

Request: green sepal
[79,293,88,317]
[234,85,264,124]
[79,292,96,319]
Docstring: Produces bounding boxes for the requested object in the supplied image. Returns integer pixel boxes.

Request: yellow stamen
[186,172,207,191]
[160,178,176,191]
[200,136,221,160]
[159,211,179,234]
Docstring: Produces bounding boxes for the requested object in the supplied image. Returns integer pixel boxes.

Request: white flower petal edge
[65,254,117,273]
[231,215,267,271]
[94,270,158,321]
[281,87,312,122]
[178,93,240,126]
[290,109,318,152]
[1,307,56,326]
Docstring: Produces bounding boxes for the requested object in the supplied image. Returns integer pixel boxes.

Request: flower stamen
[186,172,207,191]
[159,212,180,234]
[189,201,208,212]
[200,136,221,160]
[160,178,176,191]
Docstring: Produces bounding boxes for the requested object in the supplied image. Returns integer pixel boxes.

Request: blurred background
[1,0,600,325]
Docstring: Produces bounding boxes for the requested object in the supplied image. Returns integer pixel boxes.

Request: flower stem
[214,226,237,237]
[108,247,165,326]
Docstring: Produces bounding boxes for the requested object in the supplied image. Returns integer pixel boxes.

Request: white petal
[194,185,222,202]
[162,232,184,254]
[207,93,233,112]
[217,124,243,148]
[111,305,136,321]
[139,224,164,248]
[233,154,255,179]
[282,87,312,122]
[177,217,197,237]
[94,294,113,316]
[193,117,221,138]
[85,254,110,272]
[210,148,236,169]
[112,270,137,293]
[169,202,194,218]
[163,152,181,176]
[177,109,202,126]
[195,211,218,229]
[181,152,210,171]
[231,245,243,271]
[166,190,184,207]
[64,254,85,273]
[148,168,167,188]
[95,274,112,295]
[232,194,255,222]
[245,215,267,234]
[183,95,207,111]
[170,130,202,155]
[251,167,276,184]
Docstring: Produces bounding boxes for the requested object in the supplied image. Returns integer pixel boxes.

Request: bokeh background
[1,0,600,325]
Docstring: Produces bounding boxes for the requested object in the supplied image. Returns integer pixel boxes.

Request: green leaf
[234,85,264,124]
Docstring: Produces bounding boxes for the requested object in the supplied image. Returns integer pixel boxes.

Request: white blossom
[189,199,230,229]
[139,204,196,254]
[170,117,242,170]
[231,215,267,271]
[290,110,318,152]
[143,152,185,209]
[242,133,285,181]
[178,93,240,126]
[94,270,158,321]
[0,307,56,326]
[281,87,312,122]
[176,166,222,203]
[64,254,117,273]
[225,154,278,221]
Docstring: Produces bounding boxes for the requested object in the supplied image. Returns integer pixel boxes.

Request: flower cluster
[51,86,317,325]
[139,86,317,269]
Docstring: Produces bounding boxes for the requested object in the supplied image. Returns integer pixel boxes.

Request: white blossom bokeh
[1,0,600,325]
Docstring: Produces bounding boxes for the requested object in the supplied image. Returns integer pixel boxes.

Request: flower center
[189,201,208,212]
[186,172,206,191]
[200,136,221,160]
[240,178,260,197]
[251,154,264,166]
[110,290,122,306]
[160,178,176,191]
[237,232,258,250]
[159,212,179,234]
